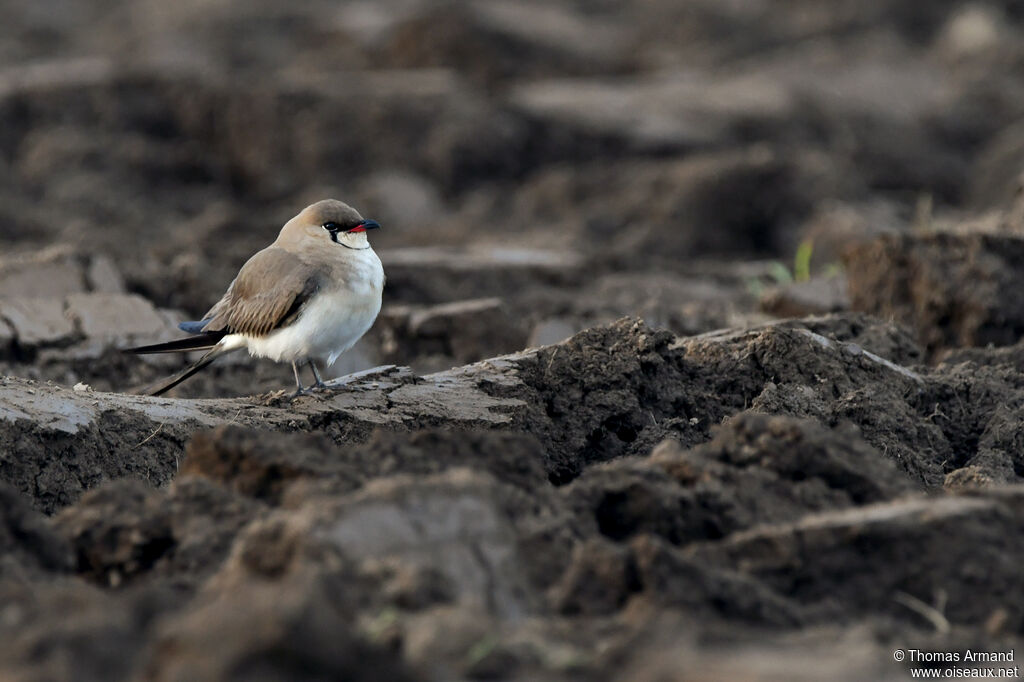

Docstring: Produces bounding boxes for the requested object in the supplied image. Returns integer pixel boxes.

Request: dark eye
[322,222,339,231]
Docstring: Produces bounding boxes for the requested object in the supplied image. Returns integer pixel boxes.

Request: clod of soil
[845,232,1024,356]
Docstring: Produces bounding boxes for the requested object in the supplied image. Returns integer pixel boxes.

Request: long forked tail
[126,331,225,355]
[132,346,234,397]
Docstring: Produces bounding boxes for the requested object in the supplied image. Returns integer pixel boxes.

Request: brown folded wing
[201,247,323,337]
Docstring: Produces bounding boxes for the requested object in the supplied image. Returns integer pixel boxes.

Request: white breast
[225,247,384,366]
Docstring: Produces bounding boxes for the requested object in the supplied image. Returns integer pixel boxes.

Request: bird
[129,199,384,397]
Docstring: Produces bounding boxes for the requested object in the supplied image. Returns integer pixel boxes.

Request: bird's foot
[290,386,312,399]
[308,362,330,392]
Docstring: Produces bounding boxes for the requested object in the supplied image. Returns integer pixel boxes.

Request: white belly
[223,250,383,366]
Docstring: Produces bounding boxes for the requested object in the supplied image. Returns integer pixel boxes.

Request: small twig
[934,588,948,615]
[925,403,948,422]
[545,348,559,374]
[894,591,950,634]
[135,423,165,447]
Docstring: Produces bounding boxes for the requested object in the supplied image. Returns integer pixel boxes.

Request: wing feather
[200,247,322,337]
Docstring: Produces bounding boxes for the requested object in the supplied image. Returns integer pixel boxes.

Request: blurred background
[3,0,1024,395]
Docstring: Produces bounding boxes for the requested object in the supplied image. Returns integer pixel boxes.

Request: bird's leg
[291,361,309,397]
[309,361,329,391]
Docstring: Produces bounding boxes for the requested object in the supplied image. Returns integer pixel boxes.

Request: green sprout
[793,238,814,283]
[465,635,500,667]
[746,238,844,298]
[364,607,399,641]
[768,260,794,285]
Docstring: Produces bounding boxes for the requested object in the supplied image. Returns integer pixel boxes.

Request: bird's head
[280,199,381,251]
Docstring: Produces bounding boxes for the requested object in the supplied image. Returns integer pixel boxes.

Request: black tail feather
[133,347,233,396]
[126,332,226,355]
